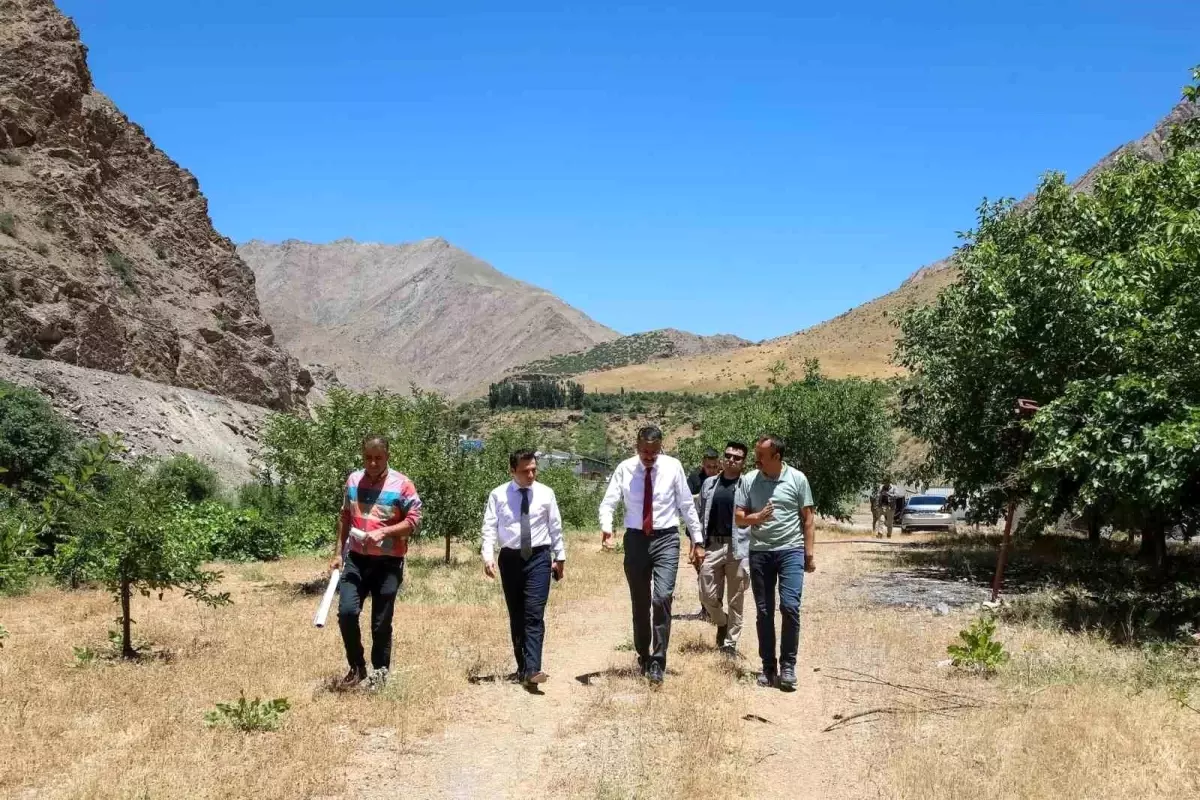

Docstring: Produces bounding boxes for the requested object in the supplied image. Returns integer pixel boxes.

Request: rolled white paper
[313,568,340,628]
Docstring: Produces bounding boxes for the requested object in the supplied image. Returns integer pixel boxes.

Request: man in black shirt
[688,448,721,496]
[696,441,751,655]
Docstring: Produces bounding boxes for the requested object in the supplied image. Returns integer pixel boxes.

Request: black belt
[500,544,550,554]
[625,527,678,536]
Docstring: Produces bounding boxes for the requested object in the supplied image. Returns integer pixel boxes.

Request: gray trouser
[623,528,680,670]
[698,541,748,647]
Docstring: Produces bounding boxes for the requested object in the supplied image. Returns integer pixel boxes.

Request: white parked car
[900,494,958,534]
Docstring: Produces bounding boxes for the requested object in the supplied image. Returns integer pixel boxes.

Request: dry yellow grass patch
[0,532,608,800]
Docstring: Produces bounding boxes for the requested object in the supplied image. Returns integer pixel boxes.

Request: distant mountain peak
[238,238,618,395]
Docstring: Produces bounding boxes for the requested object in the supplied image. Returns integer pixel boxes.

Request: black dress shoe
[647,661,664,686]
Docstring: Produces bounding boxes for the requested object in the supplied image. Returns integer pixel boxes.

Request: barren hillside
[0,0,306,410]
[239,238,619,396]
[581,98,1199,394]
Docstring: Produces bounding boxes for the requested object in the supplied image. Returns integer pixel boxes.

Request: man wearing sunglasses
[695,441,751,655]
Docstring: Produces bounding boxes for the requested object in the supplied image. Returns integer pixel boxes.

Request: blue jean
[498,545,552,676]
[749,548,805,673]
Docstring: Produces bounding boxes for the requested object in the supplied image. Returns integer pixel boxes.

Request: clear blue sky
[59,0,1200,341]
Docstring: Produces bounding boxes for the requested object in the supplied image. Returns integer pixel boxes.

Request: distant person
[877,482,895,539]
[697,441,751,655]
[870,485,883,533]
[481,449,566,690]
[599,426,704,686]
[331,435,423,690]
[688,448,722,621]
[688,448,721,495]
[735,434,815,691]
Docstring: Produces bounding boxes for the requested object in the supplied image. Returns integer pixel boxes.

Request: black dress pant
[498,545,552,676]
[338,551,404,670]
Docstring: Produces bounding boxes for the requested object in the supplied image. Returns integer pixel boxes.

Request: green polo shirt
[735,464,814,552]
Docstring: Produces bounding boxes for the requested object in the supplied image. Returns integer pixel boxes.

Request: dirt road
[341,535,894,800]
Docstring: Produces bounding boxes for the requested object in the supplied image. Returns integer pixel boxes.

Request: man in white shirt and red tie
[599,426,704,685]
[482,449,566,690]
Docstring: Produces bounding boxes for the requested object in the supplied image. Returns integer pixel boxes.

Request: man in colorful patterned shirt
[330,435,423,689]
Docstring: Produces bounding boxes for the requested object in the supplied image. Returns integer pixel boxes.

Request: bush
[32,242,49,256]
[0,380,76,496]
[205,693,290,732]
[0,212,15,238]
[0,502,38,595]
[105,250,137,290]
[947,613,1010,675]
[172,501,286,562]
[538,465,603,530]
[154,454,221,503]
[0,150,22,166]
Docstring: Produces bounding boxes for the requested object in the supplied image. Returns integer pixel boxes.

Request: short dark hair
[362,434,389,451]
[702,447,720,460]
[725,440,748,458]
[509,448,537,469]
[636,426,663,445]
[756,434,785,458]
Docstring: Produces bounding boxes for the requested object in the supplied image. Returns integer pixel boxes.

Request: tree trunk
[1087,510,1101,544]
[1138,524,1168,574]
[444,529,452,565]
[120,578,136,659]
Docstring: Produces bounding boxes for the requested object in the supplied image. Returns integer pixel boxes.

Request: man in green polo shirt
[735,434,815,691]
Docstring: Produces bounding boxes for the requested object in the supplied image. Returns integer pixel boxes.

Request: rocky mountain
[238,237,620,396]
[579,98,1200,394]
[0,0,307,410]
[508,328,753,380]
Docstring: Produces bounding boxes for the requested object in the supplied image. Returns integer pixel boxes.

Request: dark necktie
[642,466,654,535]
[519,487,532,560]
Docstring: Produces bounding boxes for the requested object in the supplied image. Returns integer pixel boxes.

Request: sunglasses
[723,452,745,461]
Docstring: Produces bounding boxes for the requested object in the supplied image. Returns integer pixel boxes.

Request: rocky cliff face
[0,0,307,410]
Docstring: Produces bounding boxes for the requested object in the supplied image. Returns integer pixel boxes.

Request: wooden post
[990,500,1017,602]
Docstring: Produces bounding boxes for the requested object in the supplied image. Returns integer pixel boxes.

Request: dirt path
[342,538,893,800]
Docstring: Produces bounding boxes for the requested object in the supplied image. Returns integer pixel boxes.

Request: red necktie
[642,465,654,534]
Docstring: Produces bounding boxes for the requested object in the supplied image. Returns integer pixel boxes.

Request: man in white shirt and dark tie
[482,449,566,690]
[599,426,704,685]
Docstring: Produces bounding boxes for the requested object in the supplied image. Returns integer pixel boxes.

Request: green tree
[896,68,1200,565]
[681,366,894,518]
[51,462,230,658]
[152,454,221,503]
[0,380,75,496]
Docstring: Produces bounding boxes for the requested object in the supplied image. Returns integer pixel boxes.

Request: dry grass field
[3,526,1199,799]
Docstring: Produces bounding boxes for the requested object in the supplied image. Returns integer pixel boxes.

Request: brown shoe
[525,671,549,686]
[338,666,367,690]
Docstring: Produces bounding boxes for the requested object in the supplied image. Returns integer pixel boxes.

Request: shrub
[32,242,49,256]
[0,380,76,496]
[0,150,22,166]
[0,503,38,595]
[105,250,137,290]
[153,454,220,503]
[538,465,603,530]
[0,212,15,238]
[205,693,290,732]
[947,613,1010,675]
